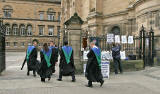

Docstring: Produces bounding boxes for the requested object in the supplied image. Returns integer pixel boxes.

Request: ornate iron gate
[0,19,6,73]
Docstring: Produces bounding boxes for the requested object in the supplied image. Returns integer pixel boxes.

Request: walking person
[112,43,123,74]
[85,42,104,87]
[21,39,38,77]
[49,41,58,73]
[38,43,53,82]
[57,41,76,82]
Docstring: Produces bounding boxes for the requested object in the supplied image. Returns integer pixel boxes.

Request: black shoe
[33,74,36,77]
[100,80,104,87]
[72,79,76,82]
[85,85,93,88]
[57,79,62,81]
[48,77,51,81]
[27,72,29,76]
[41,78,45,82]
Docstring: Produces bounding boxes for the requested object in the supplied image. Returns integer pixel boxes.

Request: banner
[128,36,134,44]
[107,34,114,43]
[115,35,120,43]
[121,35,127,44]
[83,50,89,60]
[120,51,126,60]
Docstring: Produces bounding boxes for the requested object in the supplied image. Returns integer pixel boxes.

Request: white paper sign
[101,61,110,78]
[115,35,120,43]
[107,34,114,43]
[128,36,134,44]
[120,51,126,59]
[83,51,89,60]
[121,35,127,44]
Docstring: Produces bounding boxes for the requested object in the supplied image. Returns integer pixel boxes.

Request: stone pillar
[64,13,84,73]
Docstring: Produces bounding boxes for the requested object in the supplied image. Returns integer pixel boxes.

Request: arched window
[47,8,55,21]
[20,24,25,36]
[12,24,18,35]
[3,5,13,18]
[27,25,32,36]
[5,24,11,35]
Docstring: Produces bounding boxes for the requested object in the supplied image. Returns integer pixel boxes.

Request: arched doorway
[111,26,120,35]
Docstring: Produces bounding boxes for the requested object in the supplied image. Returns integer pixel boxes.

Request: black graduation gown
[38,51,52,78]
[24,48,38,71]
[85,50,103,82]
[50,47,58,73]
[59,48,75,76]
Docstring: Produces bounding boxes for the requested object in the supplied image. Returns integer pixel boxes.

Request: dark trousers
[113,58,123,74]
[59,72,75,80]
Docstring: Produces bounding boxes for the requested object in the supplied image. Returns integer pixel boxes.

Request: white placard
[83,50,89,60]
[84,61,110,78]
[115,35,120,43]
[101,51,113,60]
[107,34,114,43]
[120,51,126,60]
[121,35,127,44]
[101,61,110,78]
[128,36,134,44]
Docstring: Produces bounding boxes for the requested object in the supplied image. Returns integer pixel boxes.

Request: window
[20,25,25,36]
[3,5,13,18]
[39,26,44,36]
[21,42,25,47]
[13,42,18,47]
[39,12,44,20]
[13,24,18,35]
[47,8,55,21]
[27,25,32,36]
[6,42,10,47]
[48,14,54,21]
[48,26,54,36]
[5,24,11,35]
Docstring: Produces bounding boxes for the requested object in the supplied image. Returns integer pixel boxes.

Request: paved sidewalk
[0,52,160,94]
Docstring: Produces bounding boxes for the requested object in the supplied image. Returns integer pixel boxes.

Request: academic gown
[50,46,59,73]
[59,46,75,76]
[24,46,38,71]
[85,47,103,82]
[38,49,53,79]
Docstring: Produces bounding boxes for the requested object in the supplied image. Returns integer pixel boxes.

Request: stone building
[0,0,61,51]
[61,0,160,57]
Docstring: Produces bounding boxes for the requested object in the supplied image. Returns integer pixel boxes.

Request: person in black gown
[49,41,58,73]
[38,43,53,82]
[85,42,104,87]
[21,39,38,77]
[57,41,76,82]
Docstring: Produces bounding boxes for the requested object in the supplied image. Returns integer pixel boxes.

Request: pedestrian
[38,43,53,82]
[112,43,123,74]
[57,41,76,82]
[49,41,58,73]
[21,39,39,77]
[85,42,104,87]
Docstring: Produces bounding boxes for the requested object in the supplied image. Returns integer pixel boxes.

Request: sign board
[121,35,127,44]
[101,61,110,78]
[128,36,134,44]
[115,35,120,43]
[101,51,113,60]
[107,34,114,43]
[120,51,126,60]
[84,61,110,78]
[83,50,89,60]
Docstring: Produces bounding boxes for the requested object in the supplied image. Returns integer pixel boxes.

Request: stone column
[64,13,84,73]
